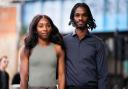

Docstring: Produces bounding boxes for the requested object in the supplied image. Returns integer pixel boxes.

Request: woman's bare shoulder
[19,45,29,59]
[54,44,63,51]
[19,45,25,54]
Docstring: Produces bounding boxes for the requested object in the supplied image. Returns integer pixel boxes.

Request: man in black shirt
[64,3,108,89]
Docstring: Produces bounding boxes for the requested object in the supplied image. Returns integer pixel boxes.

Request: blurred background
[0,0,128,89]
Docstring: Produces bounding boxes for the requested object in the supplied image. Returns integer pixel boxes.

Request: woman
[20,15,65,89]
[0,55,9,89]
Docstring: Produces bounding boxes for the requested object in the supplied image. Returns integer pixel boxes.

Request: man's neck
[75,28,88,40]
[0,66,4,71]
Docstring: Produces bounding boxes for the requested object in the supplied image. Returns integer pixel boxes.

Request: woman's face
[0,57,8,69]
[36,17,52,40]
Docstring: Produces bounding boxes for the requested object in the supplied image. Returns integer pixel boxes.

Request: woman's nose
[42,27,48,31]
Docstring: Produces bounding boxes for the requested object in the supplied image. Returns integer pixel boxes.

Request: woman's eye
[47,24,51,27]
[38,25,43,27]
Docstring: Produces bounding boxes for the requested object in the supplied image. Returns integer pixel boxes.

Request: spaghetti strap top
[28,43,57,87]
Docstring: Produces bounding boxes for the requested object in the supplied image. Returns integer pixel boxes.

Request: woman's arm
[19,46,29,89]
[56,45,65,89]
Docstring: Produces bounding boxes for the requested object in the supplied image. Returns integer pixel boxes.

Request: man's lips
[77,21,84,24]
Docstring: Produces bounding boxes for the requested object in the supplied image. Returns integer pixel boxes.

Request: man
[64,3,108,89]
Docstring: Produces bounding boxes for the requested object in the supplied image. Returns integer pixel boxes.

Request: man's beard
[73,21,88,30]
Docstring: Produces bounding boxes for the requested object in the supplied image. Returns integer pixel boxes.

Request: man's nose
[78,16,83,20]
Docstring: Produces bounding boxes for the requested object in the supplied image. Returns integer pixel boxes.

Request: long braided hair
[69,3,96,30]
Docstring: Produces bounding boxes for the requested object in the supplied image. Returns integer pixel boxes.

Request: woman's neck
[38,38,51,47]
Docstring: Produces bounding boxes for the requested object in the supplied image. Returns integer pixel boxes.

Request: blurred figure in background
[0,55,9,89]
[20,15,65,89]
[12,72,20,89]
[12,72,20,85]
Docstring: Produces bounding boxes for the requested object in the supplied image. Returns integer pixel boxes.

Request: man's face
[0,58,8,69]
[73,6,89,29]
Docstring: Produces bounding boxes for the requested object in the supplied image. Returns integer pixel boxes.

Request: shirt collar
[72,30,91,37]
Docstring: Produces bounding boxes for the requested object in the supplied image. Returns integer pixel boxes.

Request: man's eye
[75,14,79,17]
[83,13,88,16]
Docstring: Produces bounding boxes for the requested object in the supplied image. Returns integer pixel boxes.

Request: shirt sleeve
[96,41,108,89]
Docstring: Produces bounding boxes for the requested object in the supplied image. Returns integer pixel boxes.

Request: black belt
[66,85,98,89]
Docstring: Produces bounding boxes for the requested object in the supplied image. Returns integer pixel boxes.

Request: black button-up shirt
[64,32,108,89]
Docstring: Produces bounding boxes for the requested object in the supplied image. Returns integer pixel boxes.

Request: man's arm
[96,42,108,89]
